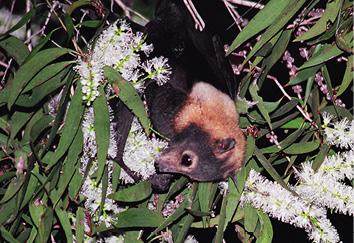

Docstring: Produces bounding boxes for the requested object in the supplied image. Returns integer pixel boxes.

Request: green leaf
[261,128,305,153]
[164,177,189,204]
[299,43,343,70]
[24,29,57,62]
[0,174,25,204]
[0,36,29,65]
[9,111,34,140]
[254,147,290,191]
[264,99,283,114]
[0,8,35,39]
[244,204,259,233]
[0,226,20,243]
[242,0,306,64]
[15,69,69,108]
[47,84,84,168]
[288,64,322,85]
[227,0,290,54]
[295,0,342,41]
[0,195,18,225]
[51,129,83,207]
[104,66,151,134]
[79,20,103,28]
[22,61,71,93]
[337,54,353,96]
[112,208,164,228]
[284,141,320,154]
[270,100,298,119]
[312,144,330,171]
[7,48,72,109]
[322,105,353,119]
[245,136,256,162]
[66,0,91,15]
[149,199,189,238]
[124,231,143,243]
[20,165,40,209]
[258,29,292,85]
[29,115,54,145]
[198,182,212,226]
[55,208,73,243]
[256,210,273,243]
[249,84,272,129]
[108,181,152,202]
[224,177,240,230]
[76,207,85,243]
[280,117,307,129]
[63,14,74,40]
[93,86,110,182]
[214,192,228,243]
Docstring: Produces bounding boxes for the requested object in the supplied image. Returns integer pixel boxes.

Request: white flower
[324,117,354,149]
[120,119,167,183]
[321,112,334,127]
[149,57,172,85]
[184,235,198,243]
[75,58,103,106]
[80,107,124,226]
[74,20,171,105]
[318,150,354,181]
[296,163,354,216]
[241,170,340,243]
[218,181,229,195]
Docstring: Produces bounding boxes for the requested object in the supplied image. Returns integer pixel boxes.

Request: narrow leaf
[7,48,72,109]
[108,181,152,202]
[104,66,151,134]
[47,84,84,167]
[0,36,29,65]
[227,0,290,54]
[93,86,110,182]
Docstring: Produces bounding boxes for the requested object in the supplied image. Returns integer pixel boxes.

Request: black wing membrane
[144,0,237,99]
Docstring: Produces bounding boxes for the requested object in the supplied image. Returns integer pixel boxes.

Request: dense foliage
[0,0,352,242]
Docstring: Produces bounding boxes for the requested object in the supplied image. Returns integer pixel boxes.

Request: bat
[143,0,246,190]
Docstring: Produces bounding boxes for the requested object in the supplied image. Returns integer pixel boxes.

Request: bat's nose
[154,159,169,173]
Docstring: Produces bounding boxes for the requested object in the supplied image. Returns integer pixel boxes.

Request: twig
[226,0,264,9]
[113,0,130,18]
[112,0,149,23]
[26,0,32,51]
[223,0,243,31]
[266,74,316,127]
[1,59,13,86]
[0,61,9,68]
[183,0,206,31]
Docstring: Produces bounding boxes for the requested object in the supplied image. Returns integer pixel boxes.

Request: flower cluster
[80,107,124,227]
[322,112,354,149]
[74,20,171,105]
[121,118,167,183]
[241,170,340,243]
[241,115,354,243]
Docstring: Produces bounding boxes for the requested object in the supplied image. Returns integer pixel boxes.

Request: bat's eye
[181,153,193,167]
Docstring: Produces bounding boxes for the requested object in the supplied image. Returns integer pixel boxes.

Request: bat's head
[154,82,246,181]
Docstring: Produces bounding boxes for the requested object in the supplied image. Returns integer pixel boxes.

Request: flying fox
[142,0,246,190]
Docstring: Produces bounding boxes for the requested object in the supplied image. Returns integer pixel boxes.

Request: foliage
[0,0,352,242]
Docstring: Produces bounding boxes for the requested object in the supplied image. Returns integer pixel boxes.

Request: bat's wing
[145,0,237,99]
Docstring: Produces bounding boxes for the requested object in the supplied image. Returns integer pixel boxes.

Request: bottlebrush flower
[241,170,340,243]
[322,113,354,149]
[120,118,167,183]
[295,163,354,216]
[74,20,171,105]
